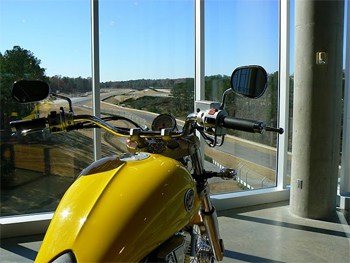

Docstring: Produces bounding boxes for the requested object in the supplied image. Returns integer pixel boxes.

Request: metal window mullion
[195,0,205,102]
[91,0,101,161]
[277,0,290,189]
[195,0,205,161]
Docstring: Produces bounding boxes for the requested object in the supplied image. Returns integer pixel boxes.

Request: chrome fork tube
[200,190,224,261]
[191,145,205,177]
[191,149,224,261]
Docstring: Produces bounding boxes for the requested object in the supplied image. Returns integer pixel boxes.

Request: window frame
[196,0,290,210]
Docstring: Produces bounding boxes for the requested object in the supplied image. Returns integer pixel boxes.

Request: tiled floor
[217,202,350,262]
[1,202,349,262]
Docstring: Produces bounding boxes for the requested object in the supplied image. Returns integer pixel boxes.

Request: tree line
[48,76,192,94]
[0,46,280,147]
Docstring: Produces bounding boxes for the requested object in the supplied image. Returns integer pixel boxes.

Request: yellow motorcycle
[10,65,283,262]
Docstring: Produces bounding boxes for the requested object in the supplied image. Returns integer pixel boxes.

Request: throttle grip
[220,116,265,133]
[10,117,47,132]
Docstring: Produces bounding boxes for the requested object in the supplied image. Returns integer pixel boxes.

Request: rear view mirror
[230,65,268,98]
[12,80,50,103]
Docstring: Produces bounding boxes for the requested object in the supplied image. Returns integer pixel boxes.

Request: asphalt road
[220,139,276,170]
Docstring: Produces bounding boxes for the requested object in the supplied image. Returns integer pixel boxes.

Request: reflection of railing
[82,105,147,127]
[211,159,275,190]
[1,143,78,177]
[103,109,147,127]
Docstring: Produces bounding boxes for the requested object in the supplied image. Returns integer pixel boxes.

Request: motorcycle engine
[156,232,191,262]
[143,227,214,263]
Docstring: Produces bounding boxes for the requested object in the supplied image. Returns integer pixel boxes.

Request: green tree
[267,71,278,126]
[205,75,230,102]
[0,46,47,129]
[170,79,194,115]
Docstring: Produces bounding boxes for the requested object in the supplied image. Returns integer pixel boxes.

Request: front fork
[191,148,224,261]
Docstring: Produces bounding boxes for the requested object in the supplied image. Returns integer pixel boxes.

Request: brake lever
[201,169,237,180]
[197,127,215,146]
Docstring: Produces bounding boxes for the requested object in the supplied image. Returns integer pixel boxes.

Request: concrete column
[290,0,344,219]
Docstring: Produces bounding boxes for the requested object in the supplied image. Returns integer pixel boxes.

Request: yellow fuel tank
[35,153,199,262]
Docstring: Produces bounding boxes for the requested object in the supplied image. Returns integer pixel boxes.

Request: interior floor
[1,201,349,262]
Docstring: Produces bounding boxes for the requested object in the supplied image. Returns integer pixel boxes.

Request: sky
[0,0,347,82]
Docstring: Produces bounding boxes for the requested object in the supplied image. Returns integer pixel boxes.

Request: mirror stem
[52,93,74,113]
[220,88,233,110]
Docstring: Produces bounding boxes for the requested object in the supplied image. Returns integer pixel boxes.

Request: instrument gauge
[151,114,177,131]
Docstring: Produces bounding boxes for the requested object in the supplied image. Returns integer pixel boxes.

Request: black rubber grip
[10,117,47,131]
[221,116,265,133]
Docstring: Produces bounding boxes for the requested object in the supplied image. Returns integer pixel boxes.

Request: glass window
[204,0,279,194]
[1,0,195,217]
[98,0,194,156]
[0,0,92,216]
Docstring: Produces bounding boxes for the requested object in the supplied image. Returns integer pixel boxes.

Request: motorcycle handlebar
[73,115,183,138]
[10,117,47,132]
[9,111,284,138]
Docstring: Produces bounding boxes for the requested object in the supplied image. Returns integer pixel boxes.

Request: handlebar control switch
[199,109,228,136]
[48,110,74,133]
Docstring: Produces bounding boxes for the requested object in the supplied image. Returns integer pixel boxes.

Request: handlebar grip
[10,117,47,131]
[220,116,265,133]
